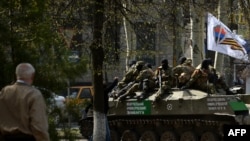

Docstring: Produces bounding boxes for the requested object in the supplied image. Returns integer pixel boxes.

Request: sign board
[126,101,151,115]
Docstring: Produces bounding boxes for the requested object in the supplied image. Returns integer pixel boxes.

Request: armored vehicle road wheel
[160,130,178,141]
[121,130,138,141]
[200,131,219,141]
[139,130,158,141]
[180,131,198,141]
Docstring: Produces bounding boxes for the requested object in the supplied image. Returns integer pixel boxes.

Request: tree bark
[90,0,106,140]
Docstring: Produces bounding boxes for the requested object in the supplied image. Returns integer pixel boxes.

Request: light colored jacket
[0,82,50,141]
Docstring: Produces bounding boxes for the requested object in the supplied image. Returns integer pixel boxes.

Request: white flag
[207,13,249,62]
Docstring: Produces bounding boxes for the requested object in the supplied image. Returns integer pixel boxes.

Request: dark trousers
[0,134,35,141]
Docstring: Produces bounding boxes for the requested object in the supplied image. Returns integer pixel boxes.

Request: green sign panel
[229,101,248,111]
[126,100,151,115]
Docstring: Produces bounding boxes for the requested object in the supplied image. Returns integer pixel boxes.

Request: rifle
[115,81,135,98]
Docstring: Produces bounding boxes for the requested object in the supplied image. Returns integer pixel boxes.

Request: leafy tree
[0,0,87,91]
[240,0,250,39]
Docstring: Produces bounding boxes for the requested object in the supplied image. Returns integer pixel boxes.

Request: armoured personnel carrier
[79,88,250,141]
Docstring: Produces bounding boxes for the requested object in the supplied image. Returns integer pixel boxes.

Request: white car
[36,87,67,125]
[36,87,66,111]
[51,93,66,109]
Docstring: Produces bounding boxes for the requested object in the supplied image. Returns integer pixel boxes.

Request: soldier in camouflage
[196,58,233,94]
[115,61,144,99]
[209,68,233,94]
[172,58,195,88]
[118,62,156,101]
[172,56,187,77]
[153,59,174,103]
[177,59,195,88]
[117,61,141,89]
[172,57,186,87]
[181,59,216,94]
[135,63,156,100]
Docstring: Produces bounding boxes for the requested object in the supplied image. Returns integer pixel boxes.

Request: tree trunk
[90,0,106,140]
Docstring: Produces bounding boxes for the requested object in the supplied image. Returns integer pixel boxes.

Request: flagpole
[214,0,221,70]
[206,13,218,69]
[214,52,218,69]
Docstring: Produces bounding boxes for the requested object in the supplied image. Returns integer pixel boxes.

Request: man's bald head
[16,63,35,83]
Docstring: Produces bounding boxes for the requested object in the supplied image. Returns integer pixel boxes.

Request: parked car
[51,92,66,109]
[36,87,66,110]
[66,85,93,103]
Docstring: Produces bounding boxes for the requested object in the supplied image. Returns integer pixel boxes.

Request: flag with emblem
[207,13,249,62]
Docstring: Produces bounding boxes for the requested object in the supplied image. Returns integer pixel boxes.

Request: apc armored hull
[79,89,250,141]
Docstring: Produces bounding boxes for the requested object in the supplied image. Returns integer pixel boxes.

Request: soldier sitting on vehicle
[153,59,174,103]
[196,58,233,94]
[136,63,156,100]
[115,61,145,99]
[117,62,138,89]
[128,60,137,71]
[181,59,216,94]
[209,68,233,94]
[118,62,156,101]
[172,56,186,86]
[172,58,195,88]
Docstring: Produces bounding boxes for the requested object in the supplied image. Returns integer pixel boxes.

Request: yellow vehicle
[65,85,94,120]
[66,86,94,104]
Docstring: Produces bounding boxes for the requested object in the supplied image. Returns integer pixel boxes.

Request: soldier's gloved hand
[180,86,187,90]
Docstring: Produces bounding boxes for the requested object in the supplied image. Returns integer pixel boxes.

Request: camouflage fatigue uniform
[182,69,216,94]
[178,59,195,87]
[197,65,231,94]
[154,66,173,101]
[119,65,156,101]
[114,61,144,99]
[117,66,139,89]
[172,64,187,77]
[209,69,231,94]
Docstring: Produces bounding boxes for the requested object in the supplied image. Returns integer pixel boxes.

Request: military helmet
[136,61,145,67]
[184,58,192,65]
[161,59,168,65]
[201,59,212,69]
[135,61,145,71]
[145,63,152,69]
[178,56,187,65]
